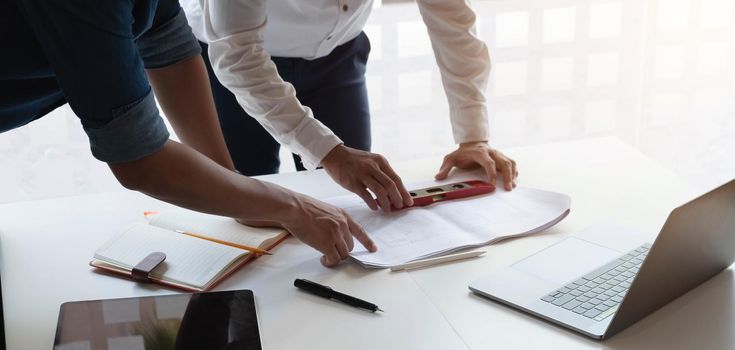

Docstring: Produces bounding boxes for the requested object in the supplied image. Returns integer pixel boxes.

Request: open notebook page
[325,184,571,268]
[148,209,287,248]
[94,223,247,290]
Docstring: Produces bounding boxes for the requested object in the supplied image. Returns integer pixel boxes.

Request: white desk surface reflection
[2,137,735,350]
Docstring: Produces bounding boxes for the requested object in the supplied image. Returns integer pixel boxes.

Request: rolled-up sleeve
[86,89,169,163]
[14,0,192,163]
[137,9,202,69]
[201,0,342,170]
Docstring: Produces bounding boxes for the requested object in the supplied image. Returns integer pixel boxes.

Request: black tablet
[54,290,262,350]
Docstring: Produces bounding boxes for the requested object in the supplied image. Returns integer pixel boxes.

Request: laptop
[469,179,735,339]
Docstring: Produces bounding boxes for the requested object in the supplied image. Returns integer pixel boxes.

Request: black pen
[294,278,384,313]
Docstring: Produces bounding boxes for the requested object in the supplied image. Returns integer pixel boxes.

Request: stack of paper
[326,181,571,268]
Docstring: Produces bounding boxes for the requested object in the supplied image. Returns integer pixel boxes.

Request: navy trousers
[199,32,372,176]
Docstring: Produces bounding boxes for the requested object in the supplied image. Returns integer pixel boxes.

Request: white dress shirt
[184,0,490,170]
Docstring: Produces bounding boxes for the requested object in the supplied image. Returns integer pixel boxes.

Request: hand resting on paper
[237,193,377,267]
[435,141,519,191]
[321,144,414,212]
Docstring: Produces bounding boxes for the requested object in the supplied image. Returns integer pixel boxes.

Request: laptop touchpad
[512,238,622,285]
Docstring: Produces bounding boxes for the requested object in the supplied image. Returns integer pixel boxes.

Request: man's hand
[279,193,378,267]
[321,145,413,211]
[237,194,377,267]
[435,142,519,191]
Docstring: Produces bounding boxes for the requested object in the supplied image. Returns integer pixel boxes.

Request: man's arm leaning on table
[417,0,519,190]
[16,0,371,267]
[110,141,376,267]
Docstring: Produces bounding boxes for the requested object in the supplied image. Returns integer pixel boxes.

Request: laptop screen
[53,290,261,350]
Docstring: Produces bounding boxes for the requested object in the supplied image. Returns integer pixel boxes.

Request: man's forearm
[417,0,490,144]
[109,140,380,267]
[147,55,235,170]
[109,140,296,222]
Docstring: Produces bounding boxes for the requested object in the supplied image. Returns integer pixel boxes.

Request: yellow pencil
[175,230,273,255]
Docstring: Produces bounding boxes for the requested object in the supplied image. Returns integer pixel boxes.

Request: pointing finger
[348,216,377,252]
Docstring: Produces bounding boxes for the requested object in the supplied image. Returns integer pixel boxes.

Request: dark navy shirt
[0,0,201,162]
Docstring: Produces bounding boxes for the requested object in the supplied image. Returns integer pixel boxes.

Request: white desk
[2,137,733,350]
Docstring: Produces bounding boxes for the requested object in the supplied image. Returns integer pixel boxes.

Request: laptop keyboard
[541,243,652,321]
